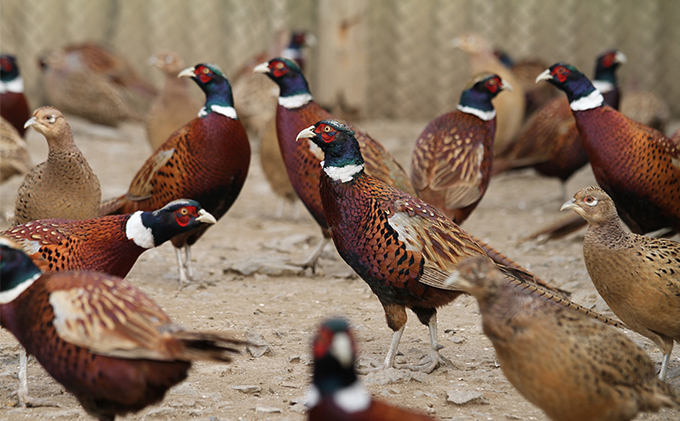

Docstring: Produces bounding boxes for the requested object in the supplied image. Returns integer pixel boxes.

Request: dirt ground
[1,115,680,421]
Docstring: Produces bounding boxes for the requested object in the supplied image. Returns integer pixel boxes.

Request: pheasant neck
[0,250,41,304]
[569,89,604,111]
[0,76,23,93]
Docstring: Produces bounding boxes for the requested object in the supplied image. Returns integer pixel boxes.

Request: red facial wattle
[175,206,197,227]
[553,67,569,83]
[272,63,288,78]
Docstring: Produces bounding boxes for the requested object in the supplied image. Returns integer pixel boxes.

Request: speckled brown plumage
[538,63,680,235]
[562,186,680,380]
[145,51,201,151]
[0,116,31,182]
[411,73,506,224]
[620,80,670,133]
[452,33,525,154]
[99,64,250,284]
[298,120,620,373]
[0,239,244,421]
[448,256,680,421]
[14,107,101,226]
[3,199,215,277]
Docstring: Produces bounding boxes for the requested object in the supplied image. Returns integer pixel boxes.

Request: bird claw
[355,356,386,374]
[11,388,60,408]
[397,350,451,374]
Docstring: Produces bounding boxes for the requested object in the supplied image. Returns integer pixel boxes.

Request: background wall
[2,0,679,120]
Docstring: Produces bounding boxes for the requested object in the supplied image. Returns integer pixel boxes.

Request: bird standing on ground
[561,186,680,380]
[0,54,31,137]
[99,64,251,285]
[493,50,626,202]
[411,73,510,224]
[0,237,244,421]
[452,33,526,154]
[297,120,616,373]
[536,63,680,235]
[145,51,201,151]
[254,58,414,269]
[307,318,435,420]
[14,107,101,226]
[446,256,679,421]
[4,199,215,277]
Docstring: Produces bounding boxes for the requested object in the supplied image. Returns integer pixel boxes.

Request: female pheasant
[307,318,435,420]
[411,73,510,224]
[297,119,622,373]
[254,58,413,269]
[100,63,251,284]
[0,237,244,421]
[3,199,215,277]
[0,54,30,137]
[537,63,680,234]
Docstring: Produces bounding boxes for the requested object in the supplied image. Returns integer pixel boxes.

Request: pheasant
[0,237,244,421]
[452,33,526,154]
[0,54,31,137]
[3,199,216,277]
[447,256,680,421]
[297,119,623,373]
[0,116,31,183]
[145,51,201,151]
[493,50,626,202]
[411,73,510,224]
[14,107,101,226]
[254,58,414,269]
[307,318,435,420]
[561,186,680,380]
[38,47,143,127]
[99,63,251,284]
[537,63,680,235]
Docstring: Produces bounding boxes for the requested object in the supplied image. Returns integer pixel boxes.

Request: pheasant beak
[329,333,353,369]
[23,117,38,129]
[253,62,270,74]
[535,69,553,84]
[615,51,627,64]
[196,209,217,225]
[560,198,577,212]
[444,270,472,290]
[501,80,513,92]
[177,66,196,79]
[296,125,317,142]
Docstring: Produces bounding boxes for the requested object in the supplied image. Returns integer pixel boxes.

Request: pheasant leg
[13,349,59,408]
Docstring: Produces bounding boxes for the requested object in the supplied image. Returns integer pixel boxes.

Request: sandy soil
[0,116,679,421]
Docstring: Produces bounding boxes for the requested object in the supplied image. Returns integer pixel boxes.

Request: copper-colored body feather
[14,107,101,226]
[449,257,679,421]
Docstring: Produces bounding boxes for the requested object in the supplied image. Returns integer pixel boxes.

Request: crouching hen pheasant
[562,186,680,380]
[0,237,244,421]
[297,120,621,373]
[536,63,680,235]
[447,256,680,421]
[100,63,251,285]
[307,318,435,420]
[411,73,510,224]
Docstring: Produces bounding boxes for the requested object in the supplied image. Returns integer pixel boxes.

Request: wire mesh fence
[2,0,679,122]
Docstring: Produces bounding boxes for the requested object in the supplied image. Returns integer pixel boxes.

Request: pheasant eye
[180,208,188,215]
[275,62,284,69]
[584,197,598,206]
[202,67,210,74]
[323,125,332,132]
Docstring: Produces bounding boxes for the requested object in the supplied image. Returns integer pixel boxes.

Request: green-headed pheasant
[297,119,622,373]
[99,63,251,284]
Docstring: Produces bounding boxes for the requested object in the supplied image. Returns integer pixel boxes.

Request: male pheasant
[493,50,626,201]
[14,107,101,226]
[297,119,622,373]
[0,237,244,421]
[447,256,679,421]
[99,63,251,284]
[307,318,435,420]
[0,54,31,137]
[411,73,510,224]
[254,58,413,268]
[4,199,215,277]
[537,63,680,235]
